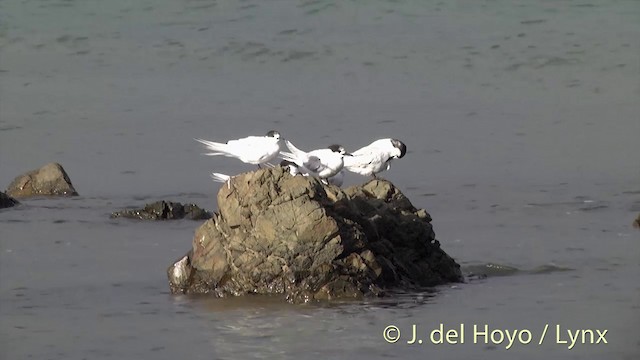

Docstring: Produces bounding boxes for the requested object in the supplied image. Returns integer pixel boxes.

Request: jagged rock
[6,162,78,198]
[0,192,19,208]
[167,167,462,302]
[111,201,212,220]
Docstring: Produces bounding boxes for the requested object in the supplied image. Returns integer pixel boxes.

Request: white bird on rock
[279,141,351,180]
[195,130,282,168]
[343,138,407,178]
[279,160,345,187]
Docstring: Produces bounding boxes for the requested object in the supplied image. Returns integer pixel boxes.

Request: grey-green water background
[1,0,639,359]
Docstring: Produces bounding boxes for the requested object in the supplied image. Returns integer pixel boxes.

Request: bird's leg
[257,164,262,169]
[372,173,378,180]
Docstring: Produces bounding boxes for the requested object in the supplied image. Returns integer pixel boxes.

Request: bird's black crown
[391,139,407,158]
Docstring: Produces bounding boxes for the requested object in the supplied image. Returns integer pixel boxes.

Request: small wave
[463,263,520,278]
[529,264,573,274]
[463,262,574,280]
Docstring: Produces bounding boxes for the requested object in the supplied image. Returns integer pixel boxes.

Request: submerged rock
[0,192,19,208]
[111,201,212,220]
[167,167,462,302]
[6,162,78,198]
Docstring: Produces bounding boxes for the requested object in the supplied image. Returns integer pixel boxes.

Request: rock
[634,214,640,229]
[111,201,212,220]
[0,192,19,208]
[168,251,194,291]
[167,167,462,302]
[6,162,78,198]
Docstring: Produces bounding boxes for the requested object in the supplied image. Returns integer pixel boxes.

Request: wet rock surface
[0,192,19,208]
[167,167,462,302]
[111,201,212,221]
[6,162,78,198]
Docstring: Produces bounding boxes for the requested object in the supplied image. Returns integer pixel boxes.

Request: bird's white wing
[342,147,390,176]
[280,150,330,177]
[211,172,232,189]
[279,150,302,165]
[343,149,382,168]
[195,138,229,156]
[225,136,268,148]
[223,136,280,163]
[281,140,309,165]
[302,155,326,173]
[280,151,320,173]
[224,136,263,155]
[307,148,343,178]
[210,172,231,183]
[283,140,307,157]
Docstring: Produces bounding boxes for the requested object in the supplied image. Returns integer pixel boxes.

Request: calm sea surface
[1,0,639,359]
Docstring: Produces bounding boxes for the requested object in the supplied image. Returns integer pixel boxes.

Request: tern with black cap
[343,138,407,178]
[279,140,351,180]
[195,130,282,168]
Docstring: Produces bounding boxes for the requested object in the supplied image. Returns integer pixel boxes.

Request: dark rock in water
[111,201,212,221]
[0,191,19,208]
[167,167,462,302]
[6,162,78,198]
[634,214,640,229]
